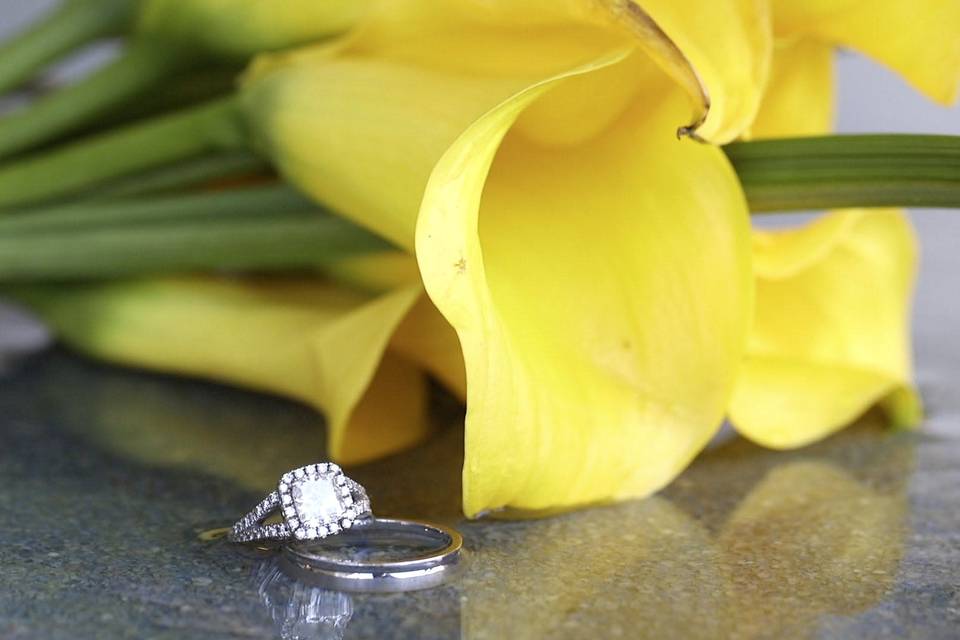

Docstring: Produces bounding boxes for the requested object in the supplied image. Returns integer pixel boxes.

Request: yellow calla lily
[752,0,960,138]
[730,209,919,448]
[12,276,441,465]
[240,0,762,515]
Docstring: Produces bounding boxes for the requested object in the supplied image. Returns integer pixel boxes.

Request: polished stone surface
[1,211,959,640]
[0,318,958,640]
[0,216,959,640]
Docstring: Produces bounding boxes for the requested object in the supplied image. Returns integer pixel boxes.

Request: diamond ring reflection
[230,463,372,544]
[254,558,353,640]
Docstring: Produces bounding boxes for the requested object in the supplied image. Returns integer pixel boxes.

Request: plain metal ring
[280,518,463,592]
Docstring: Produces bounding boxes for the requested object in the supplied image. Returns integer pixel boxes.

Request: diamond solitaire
[293,478,342,523]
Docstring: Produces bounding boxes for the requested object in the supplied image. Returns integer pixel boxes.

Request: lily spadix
[0,0,370,159]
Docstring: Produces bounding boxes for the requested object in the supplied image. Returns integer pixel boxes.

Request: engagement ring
[229,463,372,543]
[231,462,464,591]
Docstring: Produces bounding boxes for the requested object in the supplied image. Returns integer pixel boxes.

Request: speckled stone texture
[1,206,959,640]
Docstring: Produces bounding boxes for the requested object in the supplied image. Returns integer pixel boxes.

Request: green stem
[725,134,960,212]
[0,184,310,234]
[0,0,138,94]
[82,152,270,200]
[0,211,390,281]
[0,40,190,160]
[0,95,248,209]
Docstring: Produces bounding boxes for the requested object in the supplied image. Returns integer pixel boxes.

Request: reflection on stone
[33,353,329,491]
[12,351,921,639]
[718,461,907,638]
[461,428,912,640]
[32,352,465,514]
[461,497,736,639]
[254,558,353,640]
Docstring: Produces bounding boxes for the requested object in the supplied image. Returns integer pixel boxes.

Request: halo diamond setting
[279,463,362,540]
[229,462,372,544]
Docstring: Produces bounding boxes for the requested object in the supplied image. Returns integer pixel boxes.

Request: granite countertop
[0,212,958,640]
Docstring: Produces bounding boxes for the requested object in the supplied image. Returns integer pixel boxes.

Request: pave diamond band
[229,463,372,544]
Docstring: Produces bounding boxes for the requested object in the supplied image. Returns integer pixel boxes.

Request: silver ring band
[281,518,464,592]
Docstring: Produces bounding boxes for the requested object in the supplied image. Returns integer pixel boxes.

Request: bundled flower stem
[0,0,369,159]
[0,185,389,280]
[0,92,958,213]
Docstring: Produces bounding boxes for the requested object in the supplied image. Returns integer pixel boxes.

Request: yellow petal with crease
[11,277,429,464]
[325,251,468,400]
[243,33,633,251]
[243,0,773,220]
[731,209,919,448]
[749,39,835,139]
[603,0,772,142]
[419,79,751,516]
[772,0,960,105]
[354,0,772,142]
[390,295,467,401]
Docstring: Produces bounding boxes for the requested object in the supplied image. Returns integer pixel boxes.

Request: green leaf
[726,134,960,212]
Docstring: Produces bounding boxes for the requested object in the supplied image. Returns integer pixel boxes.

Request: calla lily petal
[390,295,467,401]
[241,6,756,515]
[772,0,960,105]
[731,209,919,448]
[419,84,750,516]
[603,0,772,142]
[243,0,773,221]
[11,277,430,464]
[325,251,468,399]
[243,32,633,250]
[749,38,834,139]
[342,0,771,142]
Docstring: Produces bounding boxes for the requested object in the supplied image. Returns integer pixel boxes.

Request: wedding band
[229,463,373,544]
[281,518,463,592]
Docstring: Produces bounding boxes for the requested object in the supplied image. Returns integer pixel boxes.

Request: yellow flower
[13,275,461,465]
[137,0,372,59]
[13,0,948,517]
[731,208,920,448]
[239,0,770,515]
[751,0,960,137]
[728,0,946,446]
